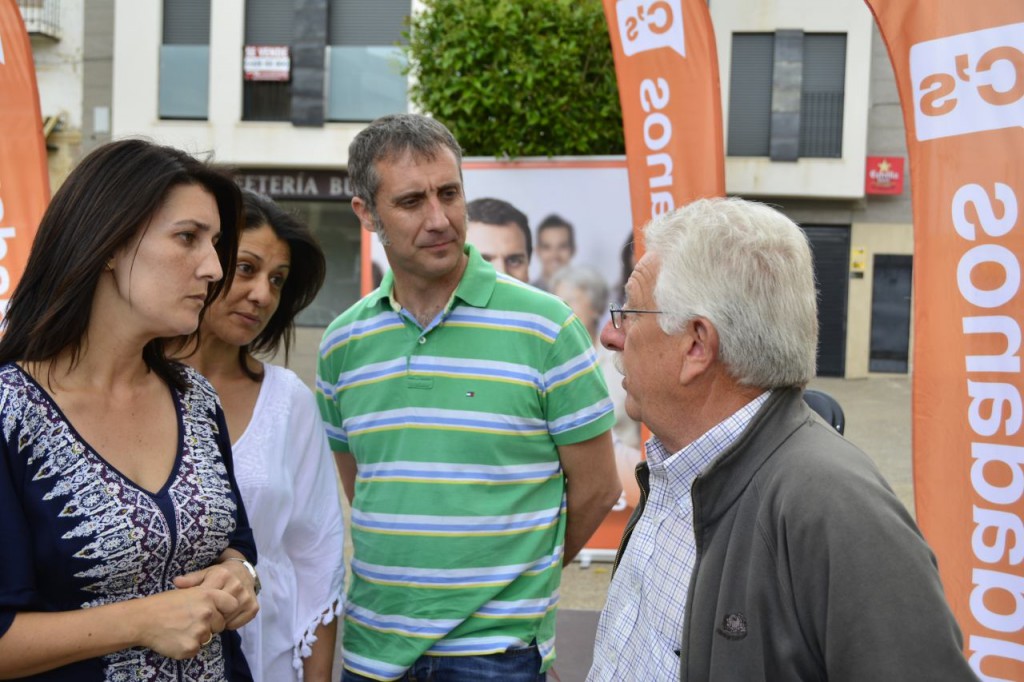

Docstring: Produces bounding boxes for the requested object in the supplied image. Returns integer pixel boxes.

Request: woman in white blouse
[179,189,345,681]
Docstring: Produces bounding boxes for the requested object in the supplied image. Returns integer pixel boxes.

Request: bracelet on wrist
[225,557,261,596]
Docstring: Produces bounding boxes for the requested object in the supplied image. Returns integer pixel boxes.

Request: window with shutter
[159,0,211,119]
[800,34,846,158]
[727,34,774,157]
[242,0,296,122]
[325,0,410,122]
[727,31,846,159]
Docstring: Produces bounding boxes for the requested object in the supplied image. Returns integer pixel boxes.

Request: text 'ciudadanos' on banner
[866,3,1024,680]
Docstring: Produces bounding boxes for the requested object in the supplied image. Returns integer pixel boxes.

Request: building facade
[21,0,114,180]
[712,0,914,379]
[111,0,410,380]
[102,0,912,381]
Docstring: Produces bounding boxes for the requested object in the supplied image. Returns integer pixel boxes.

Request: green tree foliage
[404,0,625,158]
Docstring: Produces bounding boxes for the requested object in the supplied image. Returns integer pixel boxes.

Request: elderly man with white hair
[588,197,977,682]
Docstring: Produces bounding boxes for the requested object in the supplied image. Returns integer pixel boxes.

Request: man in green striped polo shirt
[317,114,619,682]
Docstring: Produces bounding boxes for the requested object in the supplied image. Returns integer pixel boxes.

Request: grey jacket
[616,388,978,681]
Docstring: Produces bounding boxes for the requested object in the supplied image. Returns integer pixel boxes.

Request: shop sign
[235,169,354,201]
[865,155,905,195]
[243,45,290,81]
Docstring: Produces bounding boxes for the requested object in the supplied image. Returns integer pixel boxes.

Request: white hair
[548,264,609,318]
[643,197,818,388]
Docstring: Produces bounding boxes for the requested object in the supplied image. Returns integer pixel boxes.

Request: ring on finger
[202,633,214,647]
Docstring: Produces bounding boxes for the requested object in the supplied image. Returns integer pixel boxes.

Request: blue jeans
[341,644,546,682]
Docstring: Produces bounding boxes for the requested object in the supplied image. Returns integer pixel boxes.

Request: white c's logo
[910,22,1024,141]
[616,0,687,59]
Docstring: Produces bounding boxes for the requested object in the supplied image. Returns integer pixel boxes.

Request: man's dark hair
[348,113,463,215]
[467,197,532,260]
[537,213,576,253]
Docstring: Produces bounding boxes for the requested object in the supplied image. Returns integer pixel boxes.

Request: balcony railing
[17,0,61,40]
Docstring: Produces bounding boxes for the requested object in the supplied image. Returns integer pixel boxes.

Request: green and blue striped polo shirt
[317,245,614,681]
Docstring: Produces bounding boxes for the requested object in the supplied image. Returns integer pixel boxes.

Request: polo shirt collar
[366,270,394,309]
[367,243,496,313]
[451,243,495,309]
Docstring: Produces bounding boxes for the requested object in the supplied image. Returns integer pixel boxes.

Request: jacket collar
[618,387,812,573]
[691,387,811,525]
[632,387,812,519]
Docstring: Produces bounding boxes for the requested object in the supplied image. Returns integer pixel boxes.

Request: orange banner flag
[602,0,725,246]
[0,0,49,320]
[864,2,1024,679]
[592,0,725,555]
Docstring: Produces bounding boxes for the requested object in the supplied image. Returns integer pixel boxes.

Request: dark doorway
[869,254,913,373]
[802,226,850,377]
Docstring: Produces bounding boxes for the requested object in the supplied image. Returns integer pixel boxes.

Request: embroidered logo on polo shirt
[716,612,748,640]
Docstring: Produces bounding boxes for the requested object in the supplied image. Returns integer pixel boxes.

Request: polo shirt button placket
[418,336,426,345]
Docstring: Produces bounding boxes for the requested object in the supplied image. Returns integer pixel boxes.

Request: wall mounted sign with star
[865,155,905,195]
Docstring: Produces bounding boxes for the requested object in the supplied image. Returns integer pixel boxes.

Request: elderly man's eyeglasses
[609,303,663,329]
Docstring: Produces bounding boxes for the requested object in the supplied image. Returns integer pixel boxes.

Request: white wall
[111,0,366,167]
[712,0,874,199]
[31,0,84,128]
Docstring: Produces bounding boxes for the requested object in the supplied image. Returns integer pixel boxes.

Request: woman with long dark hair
[176,190,344,682]
[0,139,259,680]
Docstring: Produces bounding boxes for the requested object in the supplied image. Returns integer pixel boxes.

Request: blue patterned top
[0,362,256,681]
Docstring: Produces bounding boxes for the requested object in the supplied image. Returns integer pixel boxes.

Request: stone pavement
[550,374,914,681]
